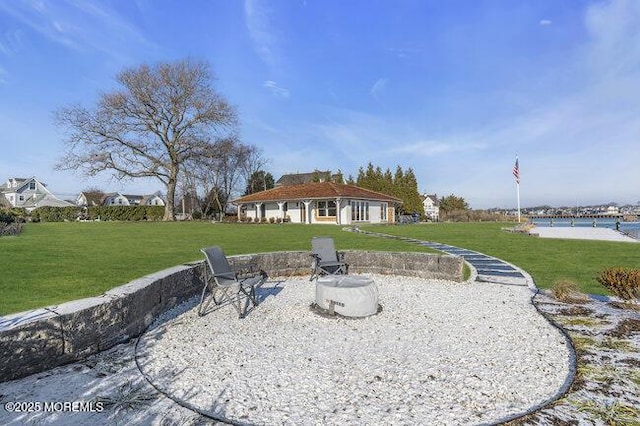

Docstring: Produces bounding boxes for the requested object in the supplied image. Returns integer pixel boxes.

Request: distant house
[0,177,74,211]
[422,194,440,221]
[76,191,106,207]
[276,170,333,187]
[140,194,165,206]
[102,193,132,206]
[232,181,400,224]
[99,192,165,207]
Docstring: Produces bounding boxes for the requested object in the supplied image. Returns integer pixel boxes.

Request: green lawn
[1,221,636,316]
[365,222,640,295]
[0,222,435,315]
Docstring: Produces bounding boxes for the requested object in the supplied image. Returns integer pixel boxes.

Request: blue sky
[1,0,639,209]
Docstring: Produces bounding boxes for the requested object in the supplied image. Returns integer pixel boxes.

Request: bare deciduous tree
[55,59,237,221]
[182,138,253,218]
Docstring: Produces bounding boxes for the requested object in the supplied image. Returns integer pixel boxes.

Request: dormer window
[29,182,36,190]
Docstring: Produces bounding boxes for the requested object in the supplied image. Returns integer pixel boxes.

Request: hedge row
[26,206,165,222]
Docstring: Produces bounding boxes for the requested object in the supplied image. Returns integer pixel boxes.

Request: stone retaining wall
[0,251,462,383]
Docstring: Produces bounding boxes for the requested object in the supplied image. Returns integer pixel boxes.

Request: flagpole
[513,155,521,223]
[516,180,521,223]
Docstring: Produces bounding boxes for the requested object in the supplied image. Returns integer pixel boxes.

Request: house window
[19,195,24,201]
[351,200,370,222]
[29,182,36,190]
[317,200,336,217]
[381,203,388,221]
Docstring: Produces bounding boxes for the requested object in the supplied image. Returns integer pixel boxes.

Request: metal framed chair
[310,237,349,281]
[199,246,267,318]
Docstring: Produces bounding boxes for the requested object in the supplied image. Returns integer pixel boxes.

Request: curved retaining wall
[0,250,463,383]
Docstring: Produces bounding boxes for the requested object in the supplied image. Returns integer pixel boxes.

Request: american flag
[513,157,520,184]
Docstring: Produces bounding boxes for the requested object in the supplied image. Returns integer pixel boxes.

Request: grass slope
[2,221,636,315]
[0,222,434,315]
[366,222,640,295]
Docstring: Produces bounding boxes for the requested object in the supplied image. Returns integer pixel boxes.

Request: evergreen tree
[244,170,274,195]
[354,163,425,219]
[402,168,425,217]
[439,194,469,213]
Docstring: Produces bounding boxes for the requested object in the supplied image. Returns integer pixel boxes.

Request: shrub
[276,217,282,224]
[596,268,640,301]
[0,210,15,224]
[254,217,261,223]
[260,217,268,223]
[0,222,23,236]
[191,211,203,220]
[551,279,588,303]
[269,217,275,224]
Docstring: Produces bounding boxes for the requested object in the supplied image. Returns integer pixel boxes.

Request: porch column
[335,198,341,225]
[303,200,312,224]
[237,203,242,221]
[255,202,262,220]
[277,201,285,220]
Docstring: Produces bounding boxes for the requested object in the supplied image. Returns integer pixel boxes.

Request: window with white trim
[317,200,336,217]
[351,200,370,221]
[381,202,388,221]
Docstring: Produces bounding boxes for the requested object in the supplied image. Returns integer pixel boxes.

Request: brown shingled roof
[232,182,402,204]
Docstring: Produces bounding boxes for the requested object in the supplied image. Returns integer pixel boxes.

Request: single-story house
[231,181,401,224]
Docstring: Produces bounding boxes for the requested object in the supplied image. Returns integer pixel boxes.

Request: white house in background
[99,192,165,207]
[231,181,401,224]
[76,191,106,207]
[140,194,165,206]
[422,194,440,221]
[0,177,74,211]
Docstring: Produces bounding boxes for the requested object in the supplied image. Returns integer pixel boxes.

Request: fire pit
[315,275,379,317]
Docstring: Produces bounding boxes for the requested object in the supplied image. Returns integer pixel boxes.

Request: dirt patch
[608,301,640,311]
[620,358,640,368]
[606,318,640,339]
[559,306,594,316]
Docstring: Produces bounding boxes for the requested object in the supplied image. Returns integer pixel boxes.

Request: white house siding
[2,179,52,208]
[105,195,130,206]
[238,199,394,225]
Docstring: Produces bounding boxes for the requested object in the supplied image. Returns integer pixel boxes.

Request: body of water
[529,217,640,239]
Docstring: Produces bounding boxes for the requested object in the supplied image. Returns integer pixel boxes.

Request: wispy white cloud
[539,19,552,26]
[0,0,157,61]
[263,80,290,97]
[386,140,486,157]
[0,29,25,56]
[386,46,421,59]
[370,78,387,100]
[244,0,281,71]
[583,0,640,82]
